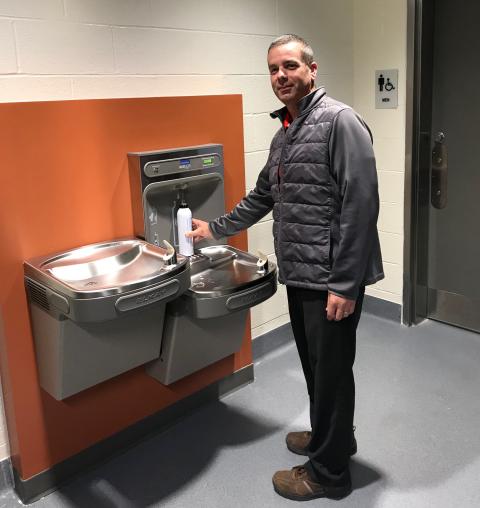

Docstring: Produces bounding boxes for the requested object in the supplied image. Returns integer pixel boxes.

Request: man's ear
[310,61,318,80]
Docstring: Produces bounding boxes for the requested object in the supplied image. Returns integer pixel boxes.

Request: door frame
[403,0,435,325]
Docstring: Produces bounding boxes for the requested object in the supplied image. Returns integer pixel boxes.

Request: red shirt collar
[283,111,293,129]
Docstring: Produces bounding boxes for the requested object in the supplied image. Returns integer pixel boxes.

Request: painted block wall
[0,96,252,481]
[0,0,356,462]
[0,0,411,463]
[353,0,407,305]
[0,0,354,343]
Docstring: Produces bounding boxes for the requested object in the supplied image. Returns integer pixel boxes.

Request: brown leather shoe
[272,465,352,501]
[286,430,358,456]
[285,431,311,455]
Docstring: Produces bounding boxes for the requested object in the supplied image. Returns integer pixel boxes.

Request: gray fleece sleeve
[327,108,380,300]
[208,161,274,239]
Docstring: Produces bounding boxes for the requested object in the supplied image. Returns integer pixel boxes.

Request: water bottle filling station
[128,144,277,385]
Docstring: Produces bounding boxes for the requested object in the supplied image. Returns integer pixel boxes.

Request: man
[187,34,384,500]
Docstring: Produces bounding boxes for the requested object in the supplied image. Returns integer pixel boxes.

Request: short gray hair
[268,34,315,65]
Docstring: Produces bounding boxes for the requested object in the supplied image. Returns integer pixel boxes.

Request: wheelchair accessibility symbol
[385,79,395,91]
[378,74,395,92]
[375,69,398,109]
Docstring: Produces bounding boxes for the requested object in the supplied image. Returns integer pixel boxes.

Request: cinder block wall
[353,0,407,305]
[0,0,410,463]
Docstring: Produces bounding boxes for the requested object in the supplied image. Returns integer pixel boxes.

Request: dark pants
[286,286,365,486]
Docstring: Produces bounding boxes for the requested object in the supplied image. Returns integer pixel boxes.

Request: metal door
[425,0,480,331]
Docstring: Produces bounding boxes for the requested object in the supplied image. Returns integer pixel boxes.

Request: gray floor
[2,313,480,507]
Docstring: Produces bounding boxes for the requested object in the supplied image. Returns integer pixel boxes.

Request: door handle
[431,131,448,209]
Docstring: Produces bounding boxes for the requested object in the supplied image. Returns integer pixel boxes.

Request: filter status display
[144,153,220,178]
[179,158,191,169]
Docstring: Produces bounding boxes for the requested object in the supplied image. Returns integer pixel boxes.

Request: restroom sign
[375,69,398,109]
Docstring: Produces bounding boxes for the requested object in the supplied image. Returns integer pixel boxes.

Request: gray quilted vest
[267,87,383,294]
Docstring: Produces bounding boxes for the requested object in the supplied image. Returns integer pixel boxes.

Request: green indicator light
[203,157,214,165]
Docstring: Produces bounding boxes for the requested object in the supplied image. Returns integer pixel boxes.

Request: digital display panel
[179,158,191,169]
[203,157,214,165]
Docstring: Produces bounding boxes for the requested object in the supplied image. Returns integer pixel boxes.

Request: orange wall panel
[0,96,250,479]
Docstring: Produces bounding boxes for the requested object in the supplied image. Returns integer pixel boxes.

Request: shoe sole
[272,481,352,501]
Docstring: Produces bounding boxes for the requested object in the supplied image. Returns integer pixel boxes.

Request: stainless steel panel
[142,173,225,249]
[24,239,187,299]
[186,276,277,320]
[147,309,248,385]
[128,145,224,241]
[403,0,423,325]
[426,1,480,330]
[189,246,273,297]
[115,279,180,312]
[144,153,221,178]
[225,281,277,312]
[31,301,166,400]
[428,289,480,333]
[24,238,191,398]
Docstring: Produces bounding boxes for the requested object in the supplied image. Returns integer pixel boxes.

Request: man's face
[268,41,317,108]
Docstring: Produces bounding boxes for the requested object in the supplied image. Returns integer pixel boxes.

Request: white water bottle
[177,201,194,256]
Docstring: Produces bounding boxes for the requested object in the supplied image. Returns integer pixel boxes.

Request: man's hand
[326,292,356,321]
[185,218,213,242]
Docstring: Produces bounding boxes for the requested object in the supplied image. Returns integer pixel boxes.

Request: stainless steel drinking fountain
[128,144,277,385]
[24,239,190,400]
